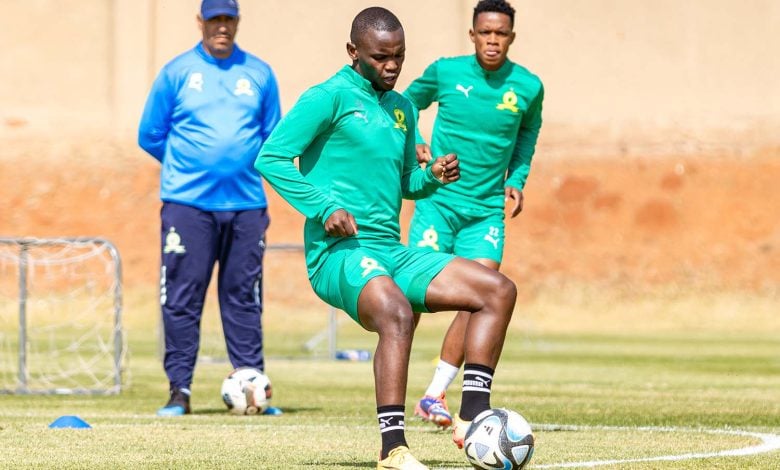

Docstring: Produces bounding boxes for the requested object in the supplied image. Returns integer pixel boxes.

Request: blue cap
[201,0,239,20]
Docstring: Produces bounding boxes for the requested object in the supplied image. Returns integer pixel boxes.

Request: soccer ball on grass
[220,367,272,415]
[464,408,534,470]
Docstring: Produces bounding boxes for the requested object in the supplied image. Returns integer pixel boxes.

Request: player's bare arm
[505,186,524,218]
[431,153,460,184]
[324,209,358,237]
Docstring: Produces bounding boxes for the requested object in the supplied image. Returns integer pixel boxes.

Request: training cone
[262,406,283,416]
[49,415,92,429]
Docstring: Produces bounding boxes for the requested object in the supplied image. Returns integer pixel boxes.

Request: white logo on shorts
[483,226,500,250]
[360,256,387,277]
[188,72,204,92]
[164,227,186,254]
[416,225,440,251]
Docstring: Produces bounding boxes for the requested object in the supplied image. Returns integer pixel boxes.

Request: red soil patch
[2,140,779,296]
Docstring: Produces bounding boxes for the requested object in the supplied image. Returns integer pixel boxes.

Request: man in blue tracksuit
[138,0,281,416]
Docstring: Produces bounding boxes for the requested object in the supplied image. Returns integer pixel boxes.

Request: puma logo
[475,376,492,387]
[484,234,499,250]
[484,226,500,250]
[463,377,492,388]
[456,84,473,98]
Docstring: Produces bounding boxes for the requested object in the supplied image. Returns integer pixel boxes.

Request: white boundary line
[438,423,780,469]
[36,420,780,468]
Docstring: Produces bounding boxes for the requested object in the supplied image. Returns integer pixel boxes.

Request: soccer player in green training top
[403,0,544,430]
[255,7,517,469]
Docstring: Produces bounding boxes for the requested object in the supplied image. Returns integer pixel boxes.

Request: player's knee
[389,306,417,336]
[487,272,517,310]
[377,304,416,338]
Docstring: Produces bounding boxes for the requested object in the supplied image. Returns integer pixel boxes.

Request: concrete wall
[1,0,778,157]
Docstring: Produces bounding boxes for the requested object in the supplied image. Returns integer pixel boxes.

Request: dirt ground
[2,138,778,299]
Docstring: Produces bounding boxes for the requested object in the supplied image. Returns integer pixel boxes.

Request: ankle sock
[378,405,407,459]
[459,363,494,421]
[424,359,460,397]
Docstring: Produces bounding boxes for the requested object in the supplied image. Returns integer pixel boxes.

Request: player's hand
[505,186,524,218]
[416,144,433,165]
[431,153,460,184]
[324,209,358,237]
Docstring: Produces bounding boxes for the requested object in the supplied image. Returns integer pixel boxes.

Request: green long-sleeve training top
[255,65,443,276]
[404,55,543,213]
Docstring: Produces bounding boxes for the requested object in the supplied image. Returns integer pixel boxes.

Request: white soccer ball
[464,408,535,470]
[220,367,272,415]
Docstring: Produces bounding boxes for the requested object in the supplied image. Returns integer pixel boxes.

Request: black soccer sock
[459,363,494,421]
[377,405,407,459]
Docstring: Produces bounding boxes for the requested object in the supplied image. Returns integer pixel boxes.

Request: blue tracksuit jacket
[138,42,281,211]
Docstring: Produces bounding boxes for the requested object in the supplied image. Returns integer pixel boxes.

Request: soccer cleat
[451,415,472,449]
[377,446,429,470]
[413,394,452,429]
[156,388,191,416]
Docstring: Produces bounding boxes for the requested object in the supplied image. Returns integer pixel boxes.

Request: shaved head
[350,7,403,46]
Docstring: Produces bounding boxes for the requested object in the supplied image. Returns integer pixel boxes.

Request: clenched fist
[430,153,460,184]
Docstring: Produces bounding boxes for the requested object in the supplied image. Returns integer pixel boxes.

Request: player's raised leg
[415,258,500,429]
[424,257,516,448]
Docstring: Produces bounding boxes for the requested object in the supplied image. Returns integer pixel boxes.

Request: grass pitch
[0,287,778,469]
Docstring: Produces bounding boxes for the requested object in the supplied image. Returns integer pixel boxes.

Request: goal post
[0,237,125,395]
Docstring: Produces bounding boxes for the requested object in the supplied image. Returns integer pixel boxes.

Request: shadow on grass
[329,459,462,468]
[194,406,321,415]
[330,462,376,468]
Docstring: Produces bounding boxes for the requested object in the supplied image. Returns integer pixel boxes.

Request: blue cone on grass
[263,406,283,416]
[49,415,92,429]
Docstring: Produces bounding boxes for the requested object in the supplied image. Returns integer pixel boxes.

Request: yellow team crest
[417,226,440,251]
[393,108,407,132]
[496,88,519,113]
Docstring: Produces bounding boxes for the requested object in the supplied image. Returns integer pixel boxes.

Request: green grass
[1,289,779,469]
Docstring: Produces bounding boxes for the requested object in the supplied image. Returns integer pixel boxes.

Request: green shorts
[408,199,505,263]
[309,239,455,324]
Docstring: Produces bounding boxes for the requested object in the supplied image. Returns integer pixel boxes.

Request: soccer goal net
[0,237,125,395]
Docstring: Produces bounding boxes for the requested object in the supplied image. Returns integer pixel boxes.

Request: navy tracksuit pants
[160,202,269,390]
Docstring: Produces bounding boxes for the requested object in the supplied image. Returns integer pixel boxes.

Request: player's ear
[468,28,475,44]
[508,31,516,45]
[197,14,204,32]
[346,42,358,61]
